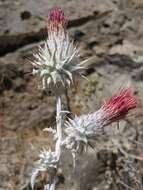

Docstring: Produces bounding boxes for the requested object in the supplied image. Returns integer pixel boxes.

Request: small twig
[118,180,135,190]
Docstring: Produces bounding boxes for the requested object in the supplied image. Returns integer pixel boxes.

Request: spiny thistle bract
[30,8,85,89]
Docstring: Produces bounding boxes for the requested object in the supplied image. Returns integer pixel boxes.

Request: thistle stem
[55,95,62,160]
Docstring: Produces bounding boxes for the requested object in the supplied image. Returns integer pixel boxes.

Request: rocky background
[1,0,143,189]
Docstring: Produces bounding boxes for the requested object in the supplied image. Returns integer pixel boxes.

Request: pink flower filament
[47,8,67,35]
[100,88,137,125]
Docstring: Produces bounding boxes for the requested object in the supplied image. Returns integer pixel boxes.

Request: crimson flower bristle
[48,7,67,32]
[102,88,137,120]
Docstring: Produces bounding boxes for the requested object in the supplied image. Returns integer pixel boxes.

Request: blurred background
[1,0,143,189]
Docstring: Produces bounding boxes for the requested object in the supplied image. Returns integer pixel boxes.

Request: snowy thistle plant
[30,7,137,190]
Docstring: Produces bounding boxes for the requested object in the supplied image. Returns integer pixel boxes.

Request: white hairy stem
[55,95,62,160]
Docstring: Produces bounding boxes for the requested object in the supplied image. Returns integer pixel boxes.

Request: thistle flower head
[31,149,58,189]
[63,88,137,154]
[30,7,85,89]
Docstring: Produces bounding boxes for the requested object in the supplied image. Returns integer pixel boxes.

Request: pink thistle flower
[63,88,137,154]
[31,7,86,89]
[100,88,137,125]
